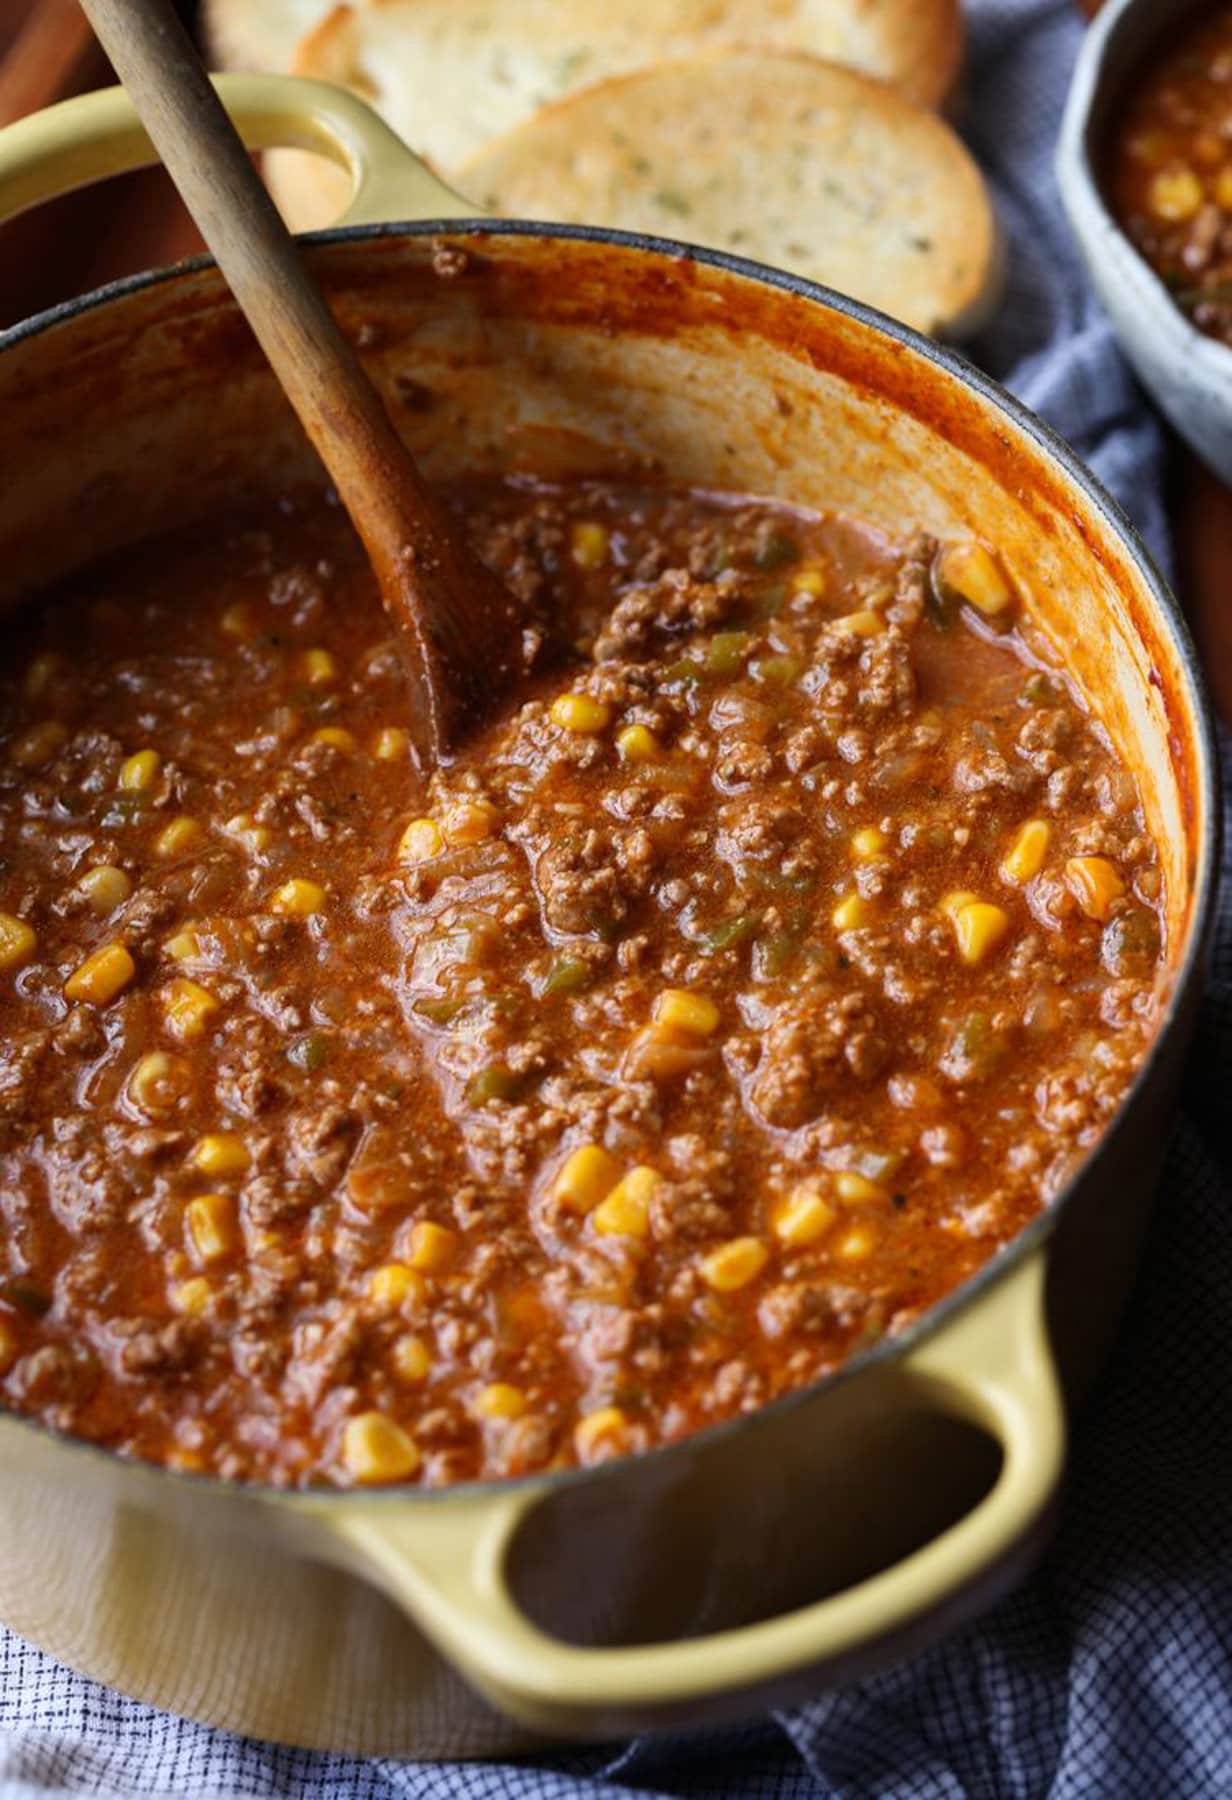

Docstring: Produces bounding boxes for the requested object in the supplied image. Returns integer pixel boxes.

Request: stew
[1107,2,1232,346]
[0,479,1165,1487]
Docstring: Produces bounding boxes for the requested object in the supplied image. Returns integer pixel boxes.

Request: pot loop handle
[0,73,477,231]
[332,1248,1064,1737]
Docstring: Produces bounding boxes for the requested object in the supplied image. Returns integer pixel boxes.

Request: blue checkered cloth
[3,0,1228,1794]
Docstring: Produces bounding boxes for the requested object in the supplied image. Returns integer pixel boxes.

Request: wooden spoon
[78,0,524,766]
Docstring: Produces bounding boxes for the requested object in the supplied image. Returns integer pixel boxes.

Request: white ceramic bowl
[1057,0,1232,480]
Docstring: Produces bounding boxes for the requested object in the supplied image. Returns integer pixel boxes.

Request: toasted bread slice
[204,0,335,72]
[288,0,962,178]
[461,52,998,339]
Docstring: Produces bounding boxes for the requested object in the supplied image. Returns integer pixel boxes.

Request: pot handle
[0,72,477,231]
[331,1248,1064,1737]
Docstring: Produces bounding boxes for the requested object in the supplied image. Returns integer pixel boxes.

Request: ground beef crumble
[0,480,1165,1488]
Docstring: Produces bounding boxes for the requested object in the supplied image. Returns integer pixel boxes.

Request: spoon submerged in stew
[78,0,525,767]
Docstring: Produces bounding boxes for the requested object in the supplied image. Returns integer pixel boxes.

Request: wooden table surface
[1,0,1227,727]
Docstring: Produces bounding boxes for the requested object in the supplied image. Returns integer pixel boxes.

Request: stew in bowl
[1058,0,1232,482]
[1106,0,1232,347]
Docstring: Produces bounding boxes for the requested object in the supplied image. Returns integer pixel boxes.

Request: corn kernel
[442,800,499,847]
[851,827,888,861]
[791,567,827,597]
[23,651,64,704]
[162,977,219,1041]
[164,926,202,964]
[373,727,409,761]
[575,1405,629,1462]
[311,726,357,752]
[547,694,612,738]
[398,817,444,863]
[1001,819,1051,886]
[269,878,326,918]
[64,941,135,1006]
[390,1334,431,1384]
[472,1382,528,1421]
[832,892,870,932]
[773,1182,837,1247]
[219,600,258,641]
[550,693,611,734]
[408,1220,458,1274]
[952,900,1011,965]
[186,1192,239,1263]
[11,720,69,769]
[833,608,884,638]
[342,1411,420,1484]
[616,724,660,764]
[223,812,273,855]
[173,1276,213,1316]
[835,1170,889,1205]
[129,1050,190,1115]
[153,816,202,859]
[834,1223,878,1262]
[700,1236,770,1292]
[1148,166,1204,223]
[118,749,161,791]
[300,648,338,687]
[594,1165,659,1239]
[936,542,1014,617]
[651,989,720,1039]
[569,520,609,569]
[1065,855,1125,922]
[368,1262,429,1313]
[76,865,132,915]
[189,1132,250,1178]
[0,913,37,975]
[939,889,979,921]
[553,1144,621,1213]
[0,1318,18,1377]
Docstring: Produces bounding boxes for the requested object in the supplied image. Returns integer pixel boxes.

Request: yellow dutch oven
[0,77,1217,1756]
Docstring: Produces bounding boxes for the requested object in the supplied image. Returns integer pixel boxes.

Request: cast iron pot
[0,77,1218,1758]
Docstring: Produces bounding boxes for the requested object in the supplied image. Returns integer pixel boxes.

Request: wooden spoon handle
[78,0,524,761]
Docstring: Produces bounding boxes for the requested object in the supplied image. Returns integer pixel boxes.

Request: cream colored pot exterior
[0,81,1217,1756]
